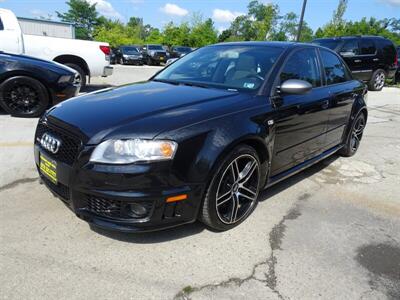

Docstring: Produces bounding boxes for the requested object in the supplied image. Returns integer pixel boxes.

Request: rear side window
[280,48,322,88]
[360,39,376,55]
[340,39,359,56]
[0,17,4,31]
[320,50,350,85]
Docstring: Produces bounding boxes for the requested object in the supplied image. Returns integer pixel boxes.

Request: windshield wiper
[179,81,209,89]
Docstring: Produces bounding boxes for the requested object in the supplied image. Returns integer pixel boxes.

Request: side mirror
[280,79,312,95]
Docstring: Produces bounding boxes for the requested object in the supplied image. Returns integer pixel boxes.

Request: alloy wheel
[4,84,40,114]
[215,154,260,224]
[350,116,365,152]
[374,71,385,90]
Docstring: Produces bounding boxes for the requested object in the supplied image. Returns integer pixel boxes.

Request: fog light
[126,203,148,218]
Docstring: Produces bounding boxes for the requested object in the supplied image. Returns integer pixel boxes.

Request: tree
[189,18,218,47]
[270,12,313,42]
[57,0,99,40]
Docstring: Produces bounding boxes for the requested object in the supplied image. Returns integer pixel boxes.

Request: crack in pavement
[0,177,38,192]
[174,193,311,300]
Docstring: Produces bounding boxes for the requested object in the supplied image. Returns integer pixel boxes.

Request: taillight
[99,45,110,56]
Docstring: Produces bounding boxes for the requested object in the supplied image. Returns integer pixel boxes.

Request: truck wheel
[0,76,49,118]
[146,57,153,66]
[368,69,385,91]
[64,63,86,88]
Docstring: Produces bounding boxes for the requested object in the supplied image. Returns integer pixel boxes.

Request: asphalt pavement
[0,65,399,300]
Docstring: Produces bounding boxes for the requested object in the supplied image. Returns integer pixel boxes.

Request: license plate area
[40,152,58,184]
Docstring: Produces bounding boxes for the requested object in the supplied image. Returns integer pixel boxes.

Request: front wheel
[368,69,386,91]
[339,113,366,157]
[200,145,262,231]
[0,76,49,118]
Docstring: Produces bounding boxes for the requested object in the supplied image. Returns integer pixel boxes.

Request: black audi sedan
[0,52,80,117]
[34,42,367,232]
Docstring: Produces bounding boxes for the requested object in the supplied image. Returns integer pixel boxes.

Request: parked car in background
[312,35,397,91]
[0,8,113,87]
[110,48,117,65]
[34,42,367,232]
[141,44,167,65]
[114,46,143,65]
[0,52,80,117]
[169,46,192,58]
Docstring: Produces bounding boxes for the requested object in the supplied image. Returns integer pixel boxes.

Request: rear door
[270,48,331,176]
[319,49,359,149]
[356,38,378,80]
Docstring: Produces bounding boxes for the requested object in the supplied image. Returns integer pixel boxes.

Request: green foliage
[58,0,400,48]
[56,0,99,40]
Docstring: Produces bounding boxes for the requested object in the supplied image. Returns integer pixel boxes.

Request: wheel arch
[53,55,90,77]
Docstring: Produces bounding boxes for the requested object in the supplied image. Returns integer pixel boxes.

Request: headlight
[90,139,178,164]
[58,75,72,83]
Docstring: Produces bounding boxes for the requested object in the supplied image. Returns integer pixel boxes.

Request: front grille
[84,195,153,220]
[41,175,70,202]
[35,121,82,165]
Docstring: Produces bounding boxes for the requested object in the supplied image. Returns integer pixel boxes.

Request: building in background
[17,17,75,39]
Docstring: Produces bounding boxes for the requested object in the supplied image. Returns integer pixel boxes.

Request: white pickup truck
[0,8,113,87]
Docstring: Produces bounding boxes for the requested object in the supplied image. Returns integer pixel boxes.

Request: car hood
[48,81,245,144]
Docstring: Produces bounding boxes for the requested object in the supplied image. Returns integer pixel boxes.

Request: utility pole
[296,0,308,42]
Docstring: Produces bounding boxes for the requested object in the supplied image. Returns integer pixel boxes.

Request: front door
[270,48,330,176]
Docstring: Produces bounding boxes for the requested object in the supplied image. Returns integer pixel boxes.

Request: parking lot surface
[1,65,399,299]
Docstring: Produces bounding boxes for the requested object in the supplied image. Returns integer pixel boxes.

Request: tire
[200,145,262,231]
[146,57,152,66]
[0,76,49,118]
[64,63,86,88]
[119,58,125,65]
[339,113,366,157]
[368,69,386,91]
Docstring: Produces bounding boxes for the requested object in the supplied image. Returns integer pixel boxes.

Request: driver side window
[280,48,321,88]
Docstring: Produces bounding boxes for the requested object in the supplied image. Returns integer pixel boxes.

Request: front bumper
[34,140,205,232]
[102,66,113,77]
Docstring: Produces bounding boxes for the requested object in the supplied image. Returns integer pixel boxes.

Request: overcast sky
[1,0,399,33]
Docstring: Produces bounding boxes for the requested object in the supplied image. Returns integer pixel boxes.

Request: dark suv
[141,44,167,65]
[313,36,397,91]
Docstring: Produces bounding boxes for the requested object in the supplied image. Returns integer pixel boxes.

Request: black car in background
[313,36,397,91]
[34,42,368,232]
[141,44,167,65]
[169,46,192,58]
[0,52,80,117]
[114,46,143,65]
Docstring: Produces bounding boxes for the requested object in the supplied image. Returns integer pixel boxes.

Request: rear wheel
[368,69,385,91]
[0,76,49,117]
[339,113,366,157]
[146,57,153,66]
[200,145,262,231]
[64,63,86,88]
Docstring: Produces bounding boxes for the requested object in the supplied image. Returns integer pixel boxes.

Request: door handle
[354,59,361,63]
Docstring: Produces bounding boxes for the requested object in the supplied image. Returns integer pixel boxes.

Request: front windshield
[148,45,164,50]
[154,44,284,92]
[121,47,139,54]
[312,39,341,50]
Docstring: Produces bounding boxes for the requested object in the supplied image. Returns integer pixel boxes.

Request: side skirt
[265,144,343,188]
